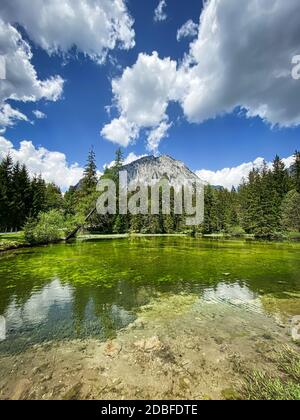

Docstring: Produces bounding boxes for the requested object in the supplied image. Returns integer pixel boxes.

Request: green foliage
[45,183,64,210]
[1,148,299,240]
[113,215,125,234]
[241,347,300,400]
[81,147,98,193]
[63,147,101,233]
[0,154,64,231]
[24,210,65,245]
[227,226,246,237]
[81,150,300,238]
[238,155,299,239]
[281,190,300,232]
[242,371,300,400]
[292,150,300,193]
[0,232,25,251]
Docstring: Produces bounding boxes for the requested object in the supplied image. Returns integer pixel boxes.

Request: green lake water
[0,237,300,354]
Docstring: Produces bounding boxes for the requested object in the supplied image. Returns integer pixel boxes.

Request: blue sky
[0,0,299,189]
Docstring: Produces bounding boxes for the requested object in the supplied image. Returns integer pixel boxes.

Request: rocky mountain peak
[120,155,202,186]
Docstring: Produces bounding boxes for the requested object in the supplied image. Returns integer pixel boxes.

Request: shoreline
[1,232,299,255]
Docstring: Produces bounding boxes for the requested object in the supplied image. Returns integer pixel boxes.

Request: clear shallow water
[0,237,300,353]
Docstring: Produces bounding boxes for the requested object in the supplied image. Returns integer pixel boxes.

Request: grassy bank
[241,346,300,400]
[0,232,27,252]
[1,230,299,253]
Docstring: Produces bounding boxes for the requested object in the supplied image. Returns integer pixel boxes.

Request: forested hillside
[1,149,299,240]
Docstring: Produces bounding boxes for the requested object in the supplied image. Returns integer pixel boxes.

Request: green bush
[227,226,246,237]
[24,210,65,245]
[63,213,85,237]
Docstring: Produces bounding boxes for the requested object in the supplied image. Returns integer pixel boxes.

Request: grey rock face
[120,155,203,187]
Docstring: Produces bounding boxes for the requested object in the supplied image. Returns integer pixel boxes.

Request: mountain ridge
[120,154,203,186]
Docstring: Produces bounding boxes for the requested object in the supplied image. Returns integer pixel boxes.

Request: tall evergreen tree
[203,185,218,234]
[31,175,47,218]
[281,190,300,232]
[0,155,13,230]
[11,163,31,230]
[45,183,64,211]
[115,148,124,170]
[81,147,98,193]
[292,150,300,193]
[272,155,289,198]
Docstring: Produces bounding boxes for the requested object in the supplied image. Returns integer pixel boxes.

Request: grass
[241,346,300,400]
[287,231,300,240]
[0,232,27,251]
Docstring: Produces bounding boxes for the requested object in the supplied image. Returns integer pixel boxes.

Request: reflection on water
[0,237,299,353]
[203,283,264,314]
[1,276,136,353]
[6,279,74,328]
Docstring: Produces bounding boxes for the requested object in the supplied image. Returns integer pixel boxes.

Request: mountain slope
[120,155,202,186]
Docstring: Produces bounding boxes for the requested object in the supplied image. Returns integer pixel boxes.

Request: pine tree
[281,190,300,232]
[203,185,218,234]
[31,175,47,218]
[0,155,13,230]
[11,163,31,230]
[239,169,261,233]
[272,155,289,198]
[292,150,300,193]
[271,155,290,229]
[147,215,162,234]
[113,215,125,234]
[45,183,64,211]
[115,148,124,170]
[81,147,98,193]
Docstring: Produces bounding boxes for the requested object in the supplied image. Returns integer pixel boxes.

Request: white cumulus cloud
[0,104,28,130]
[33,110,47,119]
[154,0,167,22]
[103,0,300,151]
[147,120,172,153]
[177,20,198,42]
[0,136,84,190]
[101,117,139,147]
[0,0,135,62]
[0,18,64,131]
[101,52,178,150]
[196,155,296,190]
[179,0,300,126]
[0,0,135,63]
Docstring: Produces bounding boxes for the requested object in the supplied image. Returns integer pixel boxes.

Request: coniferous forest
[0,155,63,232]
[0,150,300,241]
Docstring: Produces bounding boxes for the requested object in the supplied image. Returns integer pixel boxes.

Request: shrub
[24,210,65,245]
[228,226,246,237]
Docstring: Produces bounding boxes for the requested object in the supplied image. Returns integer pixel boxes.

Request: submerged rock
[291,317,300,342]
[134,336,163,352]
[104,341,122,357]
[63,382,82,400]
[11,379,31,400]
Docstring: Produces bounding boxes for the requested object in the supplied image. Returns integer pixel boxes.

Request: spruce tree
[45,183,64,211]
[115,148,124,170]
[203,185,218,234]
[272,155,289,198]
[81,147,98,193]
[0,155,13,230]
[11,162,31,230]
[31,175,47,218]
[292,150,300,193]
[281,190,300,232]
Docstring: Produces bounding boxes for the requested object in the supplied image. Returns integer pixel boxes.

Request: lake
[0,237,299,399]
